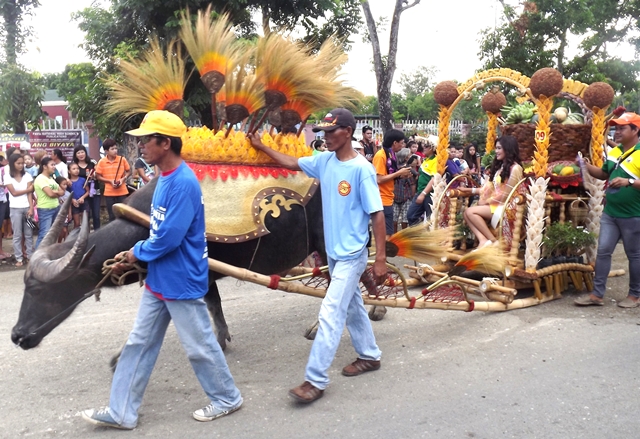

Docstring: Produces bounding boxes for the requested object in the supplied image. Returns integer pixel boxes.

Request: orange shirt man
[96,139,131,221]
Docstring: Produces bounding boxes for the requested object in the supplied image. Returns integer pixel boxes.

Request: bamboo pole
[544,276,553,297]
[532,279,542,300]
[112,203,559,312]
[584,272,594,291]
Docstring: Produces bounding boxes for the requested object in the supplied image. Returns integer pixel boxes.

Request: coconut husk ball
[583,82,615,109]
[529,67,564,98]
[481,91,507,114]
[434,81,459,107]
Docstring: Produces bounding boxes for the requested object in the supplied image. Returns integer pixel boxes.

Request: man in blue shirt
[82,110,242,429]
[249,108,388,404]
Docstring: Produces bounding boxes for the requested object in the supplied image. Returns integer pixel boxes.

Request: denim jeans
[109,290,242,429]
[35,206,60,249]
[406,192,432,226]
[593,213,640,299]
[10,207,33,261]
[105,195,127,222]
[305,250,381,390]
[86,195,101,230]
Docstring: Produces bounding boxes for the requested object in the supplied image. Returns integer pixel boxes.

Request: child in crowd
[68,162,88,228]
[24,153,38,178]
[55,176,71,242]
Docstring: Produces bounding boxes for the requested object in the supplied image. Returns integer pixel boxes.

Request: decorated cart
[107,8,615,313]
[399,67,617,309]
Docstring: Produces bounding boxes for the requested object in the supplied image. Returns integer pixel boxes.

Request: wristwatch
[629,178,636,187]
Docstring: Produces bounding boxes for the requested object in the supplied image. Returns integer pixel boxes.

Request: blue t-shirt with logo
[133,162,208,299]
[299,152,383,260]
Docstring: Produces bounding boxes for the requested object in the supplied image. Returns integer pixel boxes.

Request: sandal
[15,261,23,267]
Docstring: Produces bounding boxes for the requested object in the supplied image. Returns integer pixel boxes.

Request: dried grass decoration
[179,9,240,131]
[448,243,509,277]
[104,38,187,119]
[385,225,453,263]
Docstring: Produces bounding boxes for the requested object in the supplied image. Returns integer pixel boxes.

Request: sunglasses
[138,134,166,144]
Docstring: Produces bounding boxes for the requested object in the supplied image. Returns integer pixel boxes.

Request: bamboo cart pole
[544,276,554,297]
[113,203,561,312]
[568,271,582,291]
[583,272,594,291]
[532,279,543,300]
[406,265,518,296]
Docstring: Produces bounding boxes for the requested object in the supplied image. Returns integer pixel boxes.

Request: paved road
[2,248,640,438]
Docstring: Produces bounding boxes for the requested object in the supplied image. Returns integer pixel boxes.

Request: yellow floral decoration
[181,127,312,164]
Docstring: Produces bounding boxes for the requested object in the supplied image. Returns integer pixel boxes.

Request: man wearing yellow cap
[575,112,640,308]
[82,110,242,429]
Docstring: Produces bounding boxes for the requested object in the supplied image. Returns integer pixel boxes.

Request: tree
[478,0,640,94]
[0,0,43,133]
[361,0,421,133]
[70,1,364,139]
[0,64,44,133]
[398,66,437,98]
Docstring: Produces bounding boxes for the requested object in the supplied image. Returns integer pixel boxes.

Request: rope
[20,254,146,343]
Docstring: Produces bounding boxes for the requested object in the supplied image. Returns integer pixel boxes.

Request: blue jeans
[87,195,101,230]
[109,290,242,429]
[593,213,640,299]
[35,206,60,249]
[406,192,432,226]
[305,250,381,390]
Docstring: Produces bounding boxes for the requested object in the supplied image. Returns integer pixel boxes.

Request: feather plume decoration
[277,37,361,130]
[179,8,238,94]
[105,37,187,119]
[224,53,265,125]
[448,243,509,277]
[386,225,452,263]
[255,34,314,108]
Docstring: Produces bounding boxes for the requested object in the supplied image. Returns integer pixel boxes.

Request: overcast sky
[20,0,637,96]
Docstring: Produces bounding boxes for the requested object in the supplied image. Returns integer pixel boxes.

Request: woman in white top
[5,153,34,266]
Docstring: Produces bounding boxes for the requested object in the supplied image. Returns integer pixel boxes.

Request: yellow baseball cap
[126,110,187,137]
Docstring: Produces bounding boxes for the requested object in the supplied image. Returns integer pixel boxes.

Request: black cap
[312,108,357,133]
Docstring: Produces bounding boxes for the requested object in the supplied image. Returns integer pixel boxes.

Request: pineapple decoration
[523,67,564,271]
[582,82,615,264]
[430,81,459,229]
[481,88,506,155]
[179,8,239,131]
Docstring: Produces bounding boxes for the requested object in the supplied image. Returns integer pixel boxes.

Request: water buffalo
[11,178,328,350]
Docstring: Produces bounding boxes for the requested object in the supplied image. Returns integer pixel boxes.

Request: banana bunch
[501,102,537,124]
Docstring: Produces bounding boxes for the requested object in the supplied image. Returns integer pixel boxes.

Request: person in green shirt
[34,156,65,248]
[575,112,640,308]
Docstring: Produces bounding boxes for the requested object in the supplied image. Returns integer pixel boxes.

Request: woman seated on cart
[458,135,523,248]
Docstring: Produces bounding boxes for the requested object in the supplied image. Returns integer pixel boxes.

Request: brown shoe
[342,358,381,377]
[618,297,640,308]
[574,294,604,306]
[289,381,323,403]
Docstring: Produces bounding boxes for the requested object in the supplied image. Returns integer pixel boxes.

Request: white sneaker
[192,399,243,422]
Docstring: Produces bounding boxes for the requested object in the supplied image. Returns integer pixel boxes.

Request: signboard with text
[27,130,82,161]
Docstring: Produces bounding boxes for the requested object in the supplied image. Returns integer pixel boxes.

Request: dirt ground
[2,240,639,438]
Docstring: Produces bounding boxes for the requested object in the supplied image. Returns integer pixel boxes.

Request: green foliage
[398,66,437,98]
[481,149,496,169]
[354,95,379,116]
[542,222,596,257]
[0,64,44,133]
[478,0,640,94]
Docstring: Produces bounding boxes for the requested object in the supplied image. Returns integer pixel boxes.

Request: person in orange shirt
[95,138,131,221]
[372,129,412,238]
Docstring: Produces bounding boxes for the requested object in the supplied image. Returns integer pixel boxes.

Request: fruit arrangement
[550,163,580,177]
[501,102,537,124]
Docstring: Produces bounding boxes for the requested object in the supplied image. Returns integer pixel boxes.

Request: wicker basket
[568,199,589,226]
[500,123,592,162]
[547,160,582,188]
